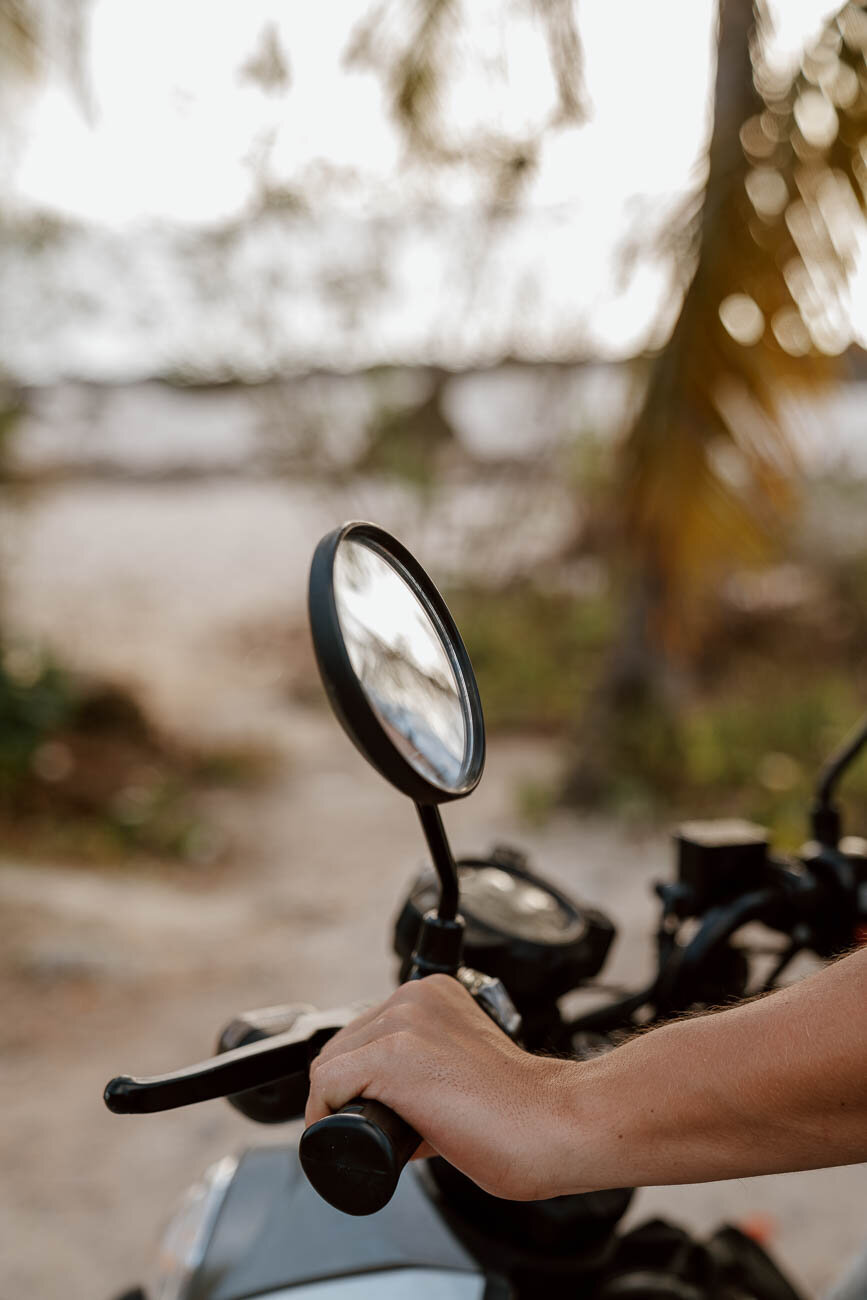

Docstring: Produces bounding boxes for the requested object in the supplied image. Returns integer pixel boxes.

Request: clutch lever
[104,1004,364,1116]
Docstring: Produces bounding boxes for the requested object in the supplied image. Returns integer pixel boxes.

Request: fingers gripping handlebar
[299,968,521,1216]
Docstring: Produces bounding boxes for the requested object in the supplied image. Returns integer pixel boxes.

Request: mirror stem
[415,803,459,920]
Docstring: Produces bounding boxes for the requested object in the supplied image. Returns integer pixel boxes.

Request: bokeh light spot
[801,48,839,86]
[740,114,776,160]
[820,60,859,108]
[719,294,765,346]
[745,167,788,218]
[785,199,818,255]
[838,4,867,51]
[809,314,849,355]
[793,89,838,149]
[758,751,802,793]
[771,307,811,356]
[783,256,811,301]
[754,60,793,101]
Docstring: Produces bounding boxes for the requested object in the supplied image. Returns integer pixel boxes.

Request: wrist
[538,1052,637,1199]
[530,1056,604,1199]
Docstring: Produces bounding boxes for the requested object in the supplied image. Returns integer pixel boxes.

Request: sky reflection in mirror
[333,539,467,792]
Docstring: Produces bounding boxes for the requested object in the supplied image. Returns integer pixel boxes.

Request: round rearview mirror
[308,522,485,804]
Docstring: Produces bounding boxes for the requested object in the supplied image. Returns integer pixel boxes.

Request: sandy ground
[0,476,865,1298]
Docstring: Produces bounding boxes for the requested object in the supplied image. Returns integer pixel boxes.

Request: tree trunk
[562,0,760,805]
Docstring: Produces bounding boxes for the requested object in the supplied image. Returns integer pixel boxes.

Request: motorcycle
[104,520,867,1300]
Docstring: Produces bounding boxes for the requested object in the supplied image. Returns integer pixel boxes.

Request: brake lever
[104,1005,364,1116]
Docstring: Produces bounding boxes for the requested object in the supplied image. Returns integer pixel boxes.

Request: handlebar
[299,1098,421,1216]
[103,822,865,1216]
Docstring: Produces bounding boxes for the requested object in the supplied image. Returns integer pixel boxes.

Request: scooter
[104,520,867,1300]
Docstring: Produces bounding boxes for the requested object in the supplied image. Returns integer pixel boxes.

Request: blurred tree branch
[240,21,291,95]
[0,0,91,109]
[345,0,587,202]
[0,0,39,75]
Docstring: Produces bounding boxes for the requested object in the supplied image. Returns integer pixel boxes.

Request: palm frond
[619,0,867,655]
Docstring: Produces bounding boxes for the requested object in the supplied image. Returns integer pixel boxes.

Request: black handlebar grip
[298,1097,420,1215]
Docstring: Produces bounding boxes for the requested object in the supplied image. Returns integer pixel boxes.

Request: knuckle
[387,1002,418,1030]
[382,1028,413,1057]
[399,979,425,1003]
[310,1053,335,1084]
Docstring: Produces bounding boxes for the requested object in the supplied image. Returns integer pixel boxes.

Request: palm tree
[562,0,867,801]
[618,0,865,662]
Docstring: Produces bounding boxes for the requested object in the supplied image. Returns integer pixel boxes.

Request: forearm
[555,947,867,1195]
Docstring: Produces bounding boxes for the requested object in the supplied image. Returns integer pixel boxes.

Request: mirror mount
[408,905,464,979]
[409,802,464,978]
[415,802,459,920]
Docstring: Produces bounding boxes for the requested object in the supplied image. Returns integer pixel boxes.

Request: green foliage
[361,374,456,487]
[447,581,614,732]
[688,664,867,840]
[0,651,249,864]
[362,405,440,487]
[0,654,77,788]
[451,575,867,848]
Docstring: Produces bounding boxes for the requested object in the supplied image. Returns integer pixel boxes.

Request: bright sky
[12,0,712,223]
[2,0,857,377]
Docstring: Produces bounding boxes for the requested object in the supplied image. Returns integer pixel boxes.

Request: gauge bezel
[394,854,615,1008]
[453,861,589,947]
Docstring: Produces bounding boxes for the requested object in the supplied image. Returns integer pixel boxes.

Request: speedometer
[393,846,614,1011]
[456,864,582,944]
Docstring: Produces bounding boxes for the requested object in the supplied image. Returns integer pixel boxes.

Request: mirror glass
[333,537,468,791]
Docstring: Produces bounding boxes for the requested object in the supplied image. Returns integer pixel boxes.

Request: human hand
[304,973,580,1201]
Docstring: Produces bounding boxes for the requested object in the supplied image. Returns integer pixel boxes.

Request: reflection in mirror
[333,538,468,791]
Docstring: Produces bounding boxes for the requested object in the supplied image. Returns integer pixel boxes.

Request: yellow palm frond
[620,0,867,656]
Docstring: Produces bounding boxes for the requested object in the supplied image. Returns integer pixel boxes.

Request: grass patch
[0,651,272,865]
[447,577,867,848]
[677,667,867,849]
[359,375,459,489]
[447,582,614,733]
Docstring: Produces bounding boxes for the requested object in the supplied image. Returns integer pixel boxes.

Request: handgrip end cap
[299,1109,400,1216]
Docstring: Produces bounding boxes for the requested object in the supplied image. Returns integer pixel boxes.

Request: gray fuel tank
[186,1137,509,1300]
